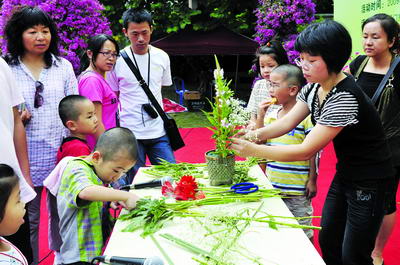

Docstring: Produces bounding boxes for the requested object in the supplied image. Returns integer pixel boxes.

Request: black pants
[4,210,33,264]
[319,175,389,265]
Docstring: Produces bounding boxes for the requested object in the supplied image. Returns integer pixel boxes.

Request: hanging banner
[334,0,400,55]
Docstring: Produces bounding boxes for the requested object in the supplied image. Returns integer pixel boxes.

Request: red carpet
[38,127,400,264]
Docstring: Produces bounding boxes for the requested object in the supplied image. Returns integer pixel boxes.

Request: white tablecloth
[104,165,325,265]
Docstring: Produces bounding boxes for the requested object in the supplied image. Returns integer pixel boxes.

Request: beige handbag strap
[354,56,369,80]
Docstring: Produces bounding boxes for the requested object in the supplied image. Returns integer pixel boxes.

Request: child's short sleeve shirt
[57,158,103,263]
[0,237,28,265]
[265,108,314,194]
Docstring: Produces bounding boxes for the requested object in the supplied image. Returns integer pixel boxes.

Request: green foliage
[142,158,260,184]
[119,198,174,237]
[99,0,257,43]
[119,189,285,237]
[99,0,331,47]
[143,158,206,180]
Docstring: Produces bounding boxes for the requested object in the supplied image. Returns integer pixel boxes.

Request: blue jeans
[120,134,176,185]
[319,175,390,265]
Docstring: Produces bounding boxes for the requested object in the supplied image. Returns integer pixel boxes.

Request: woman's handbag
[120,50,185,151]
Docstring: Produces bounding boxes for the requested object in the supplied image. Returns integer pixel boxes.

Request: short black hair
[4,6,60,67]
[272,64,306,88]
[58,95,91,127]
[79,34,120,74]
[362,13,400,52]
[122,8,153,29]
[94,127,138,162]
[254,40,289,75]
[295,20,352,74]
[0,164,19,222]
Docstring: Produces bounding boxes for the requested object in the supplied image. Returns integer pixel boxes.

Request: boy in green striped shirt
[57,127,140,264]
[256,64,317,242]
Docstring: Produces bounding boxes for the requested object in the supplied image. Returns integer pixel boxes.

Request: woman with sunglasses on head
[232,20,394,265]
[78,34,120,149]
[4,6,78,265]
[348,13,400,265]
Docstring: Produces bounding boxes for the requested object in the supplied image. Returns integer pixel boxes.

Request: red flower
[161,176,204,201]
[175,175,198,200]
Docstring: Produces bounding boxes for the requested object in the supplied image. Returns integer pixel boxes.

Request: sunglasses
[34,81,44,108]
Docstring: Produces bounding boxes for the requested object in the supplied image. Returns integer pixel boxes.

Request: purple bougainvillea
[254,0,316,63]
[0,0,112,73]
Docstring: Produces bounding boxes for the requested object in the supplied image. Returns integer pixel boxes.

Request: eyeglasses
[34,81,44,108]
[99,51,120,59]
[294,58,314,70]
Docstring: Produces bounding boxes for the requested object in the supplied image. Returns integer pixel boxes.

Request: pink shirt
[78,71,118,149]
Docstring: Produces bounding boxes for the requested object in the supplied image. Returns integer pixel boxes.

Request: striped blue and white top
[265,107,314,195]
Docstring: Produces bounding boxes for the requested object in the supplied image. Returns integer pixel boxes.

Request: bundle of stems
[156,202,318,265]
[142,157,262,183]
[119,189,320,237]
[142,159,206,180]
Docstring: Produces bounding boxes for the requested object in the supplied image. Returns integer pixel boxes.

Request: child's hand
[121,193,140,210]
[230,137,259,157]
[257,98,275,120]
[110,201,120,209]
[20,109,32,125]
[246,121,256,131]
[234,128,249,138]
[240,129,262,143]
[305,179,317,199]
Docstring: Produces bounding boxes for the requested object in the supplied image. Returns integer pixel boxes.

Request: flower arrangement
[254,0,316,64]
[0,0,112,74]
[204,56,251,158]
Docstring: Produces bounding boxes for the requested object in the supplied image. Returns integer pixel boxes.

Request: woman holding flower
[232,20,394,265]
[4,6,78,264]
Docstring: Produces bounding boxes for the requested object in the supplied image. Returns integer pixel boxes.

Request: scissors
[219,182,259,194]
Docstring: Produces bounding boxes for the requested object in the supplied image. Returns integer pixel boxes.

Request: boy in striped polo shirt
[57,128,140,264]
[256,64,317,241]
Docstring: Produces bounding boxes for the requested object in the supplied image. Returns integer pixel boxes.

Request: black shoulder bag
[120,50,185,151]
[355,55,400,104]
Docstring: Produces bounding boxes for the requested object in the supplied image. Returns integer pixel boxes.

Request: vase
[205,150,235,186]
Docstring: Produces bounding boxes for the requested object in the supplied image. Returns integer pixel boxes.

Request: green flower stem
[191,257,209,265]
[203,227,231,237]
[224,247,262,265]
[160,233,229,264]
[150,235,175,265]
[218,202,264,259]
[172,211,321,230]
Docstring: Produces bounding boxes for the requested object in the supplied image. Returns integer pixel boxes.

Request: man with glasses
[108,8,176,184]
